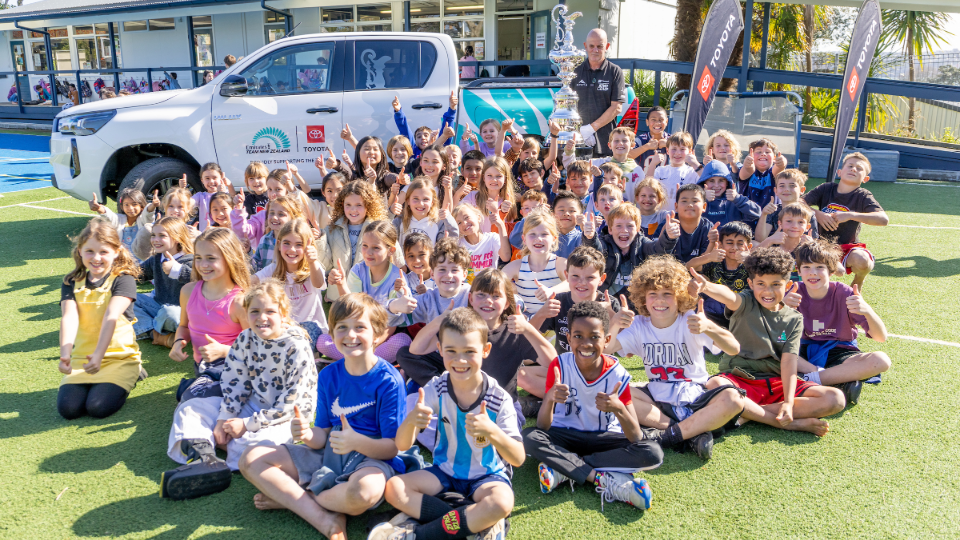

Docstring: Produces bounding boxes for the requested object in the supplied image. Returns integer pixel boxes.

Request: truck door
[340,36,450,151]
[211,38,344,190]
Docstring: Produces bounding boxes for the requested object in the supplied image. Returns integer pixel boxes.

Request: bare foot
[313,508,347,540]
[786,418,829,437]
[253,492,284,510]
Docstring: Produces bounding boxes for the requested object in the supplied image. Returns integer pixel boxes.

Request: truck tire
[117,157,201,199]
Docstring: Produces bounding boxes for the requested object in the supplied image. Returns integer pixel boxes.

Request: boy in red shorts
[691,247,845,437]
[803,152,889,289]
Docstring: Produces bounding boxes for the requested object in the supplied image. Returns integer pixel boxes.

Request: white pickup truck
[50,32,459,199]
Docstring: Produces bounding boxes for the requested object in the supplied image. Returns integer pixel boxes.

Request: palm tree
[671,0,707,91]
[880,10,953,134]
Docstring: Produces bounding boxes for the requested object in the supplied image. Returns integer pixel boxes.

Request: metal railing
[458,58,960,147]
[0,65,224,116]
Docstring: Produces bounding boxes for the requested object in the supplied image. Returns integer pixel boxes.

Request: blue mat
[0,133,53,194]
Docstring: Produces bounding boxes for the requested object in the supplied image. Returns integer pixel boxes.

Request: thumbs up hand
[708,222,721,244]
[410,388,434,430]
[706,240,726,263]
[329,414,362,455]
[686,299,709,334]
[688,267,708,297]
[704,186,716,202]
[292,405,311,442]
[58,355,72,375]
[83,352,103,375]
[465,401,496,442]
[341,149,354,170]
[505,314,530,335]
[198,334,229,363]
[595,381,625,414]
[233,187,245,210]
[845,284,870,315]
[780,281,801,309]
[222,417,246,438]
[762,196,779,216]
[547,365,570,404]
[537,291,561,319]
[89,192,105,214]
[725,188,737,202]
[151,189,161,209]
[664,211,681,239]
[325,148,338,170]
[611,294,636,331]
[533,279,551,302]
[328,259,346,286]
[179,174,188,189]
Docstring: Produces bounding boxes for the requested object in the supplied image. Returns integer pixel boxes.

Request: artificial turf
[1,182,958,539]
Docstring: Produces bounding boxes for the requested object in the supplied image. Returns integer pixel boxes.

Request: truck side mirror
[219,75,248,97]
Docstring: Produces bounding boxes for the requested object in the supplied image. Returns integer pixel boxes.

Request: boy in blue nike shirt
[240,294,409,540]
[373,308,525,540]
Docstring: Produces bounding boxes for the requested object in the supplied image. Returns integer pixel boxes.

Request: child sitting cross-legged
[240,293,413,540]
[607,257,745,460]
[133,217,194,346]
[161,279,317,500]
[389,237,472,335]
[785,240,891,406]
[371,308,525,540]
[522,301,662,511]
[692,247,846,436]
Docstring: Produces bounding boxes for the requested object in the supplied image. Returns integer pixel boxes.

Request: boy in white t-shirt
[644,132,700,213]
[607,256,745,460]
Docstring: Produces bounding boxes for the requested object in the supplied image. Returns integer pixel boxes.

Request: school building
[0,0,677,102]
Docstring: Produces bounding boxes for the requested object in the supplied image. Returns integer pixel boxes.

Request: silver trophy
[549,5,586,146]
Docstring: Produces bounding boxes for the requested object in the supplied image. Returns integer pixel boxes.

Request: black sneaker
[689,432,714,460]
[138,367,149,382]
[160,439,231,500]
[841,380,863,406]
[519,395,542,419]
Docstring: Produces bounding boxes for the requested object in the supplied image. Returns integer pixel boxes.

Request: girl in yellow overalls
[58,218,144,419]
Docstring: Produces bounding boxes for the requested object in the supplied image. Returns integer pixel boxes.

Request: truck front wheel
[116,157,201,199]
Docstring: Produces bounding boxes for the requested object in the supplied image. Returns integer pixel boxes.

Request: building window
[265,12,287,43]
[410,0,483,60]
[495,1,533,62]
[321,4,393,33]
[122,19,174,32]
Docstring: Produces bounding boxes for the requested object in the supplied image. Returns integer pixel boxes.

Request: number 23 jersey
[617,312,719,402]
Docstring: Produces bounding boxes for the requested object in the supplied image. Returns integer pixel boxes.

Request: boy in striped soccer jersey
[373,308,526,540]
[522,301,663,512]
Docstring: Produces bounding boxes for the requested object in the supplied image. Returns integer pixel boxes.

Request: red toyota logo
[697,66,714,101]
[307,125,325,143]
[847,69,859,102]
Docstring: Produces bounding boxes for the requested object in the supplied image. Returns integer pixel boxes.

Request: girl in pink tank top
[169,228,251,365]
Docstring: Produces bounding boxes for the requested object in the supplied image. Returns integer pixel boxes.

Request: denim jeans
[133,293,180,337]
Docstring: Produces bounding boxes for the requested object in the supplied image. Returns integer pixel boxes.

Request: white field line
[889,224,960,230]
[0,196,69,209]
[888,333,960,349]
[895,182,960,188]
[18,203,92,216]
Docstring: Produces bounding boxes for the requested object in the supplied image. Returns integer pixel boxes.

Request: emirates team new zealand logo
[246,127,291,154]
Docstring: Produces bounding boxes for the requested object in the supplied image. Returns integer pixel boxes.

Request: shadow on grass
[0,387,61,440]
[71,490,318,539]
[0,215,90,269]
[872,256,960,279]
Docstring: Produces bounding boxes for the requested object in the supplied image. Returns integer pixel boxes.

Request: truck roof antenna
[284,22,301,38]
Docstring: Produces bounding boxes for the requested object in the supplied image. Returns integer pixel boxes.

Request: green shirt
[719,290,802,376]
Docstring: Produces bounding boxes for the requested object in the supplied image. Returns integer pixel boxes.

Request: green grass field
[1,183,959,539]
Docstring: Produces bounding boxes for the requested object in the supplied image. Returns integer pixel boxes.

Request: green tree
[879,10,953,134]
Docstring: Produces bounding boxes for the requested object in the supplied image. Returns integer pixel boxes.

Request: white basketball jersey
[550,352,632,434]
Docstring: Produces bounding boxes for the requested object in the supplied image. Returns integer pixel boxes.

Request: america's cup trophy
[548,5,587,151]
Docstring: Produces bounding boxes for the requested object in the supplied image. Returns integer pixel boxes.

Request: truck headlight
[57,110,116,136]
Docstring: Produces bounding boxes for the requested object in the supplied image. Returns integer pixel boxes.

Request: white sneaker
[368,513,417,540]
[594,471,652,511]
[538,462,573,494]
[472,517,506,540]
